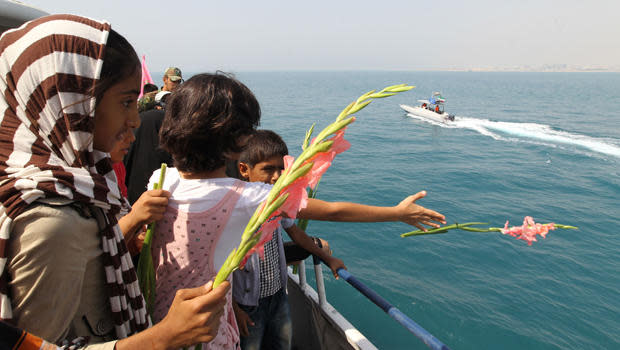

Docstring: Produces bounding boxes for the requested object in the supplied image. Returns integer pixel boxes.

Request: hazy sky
[25,0,620,72]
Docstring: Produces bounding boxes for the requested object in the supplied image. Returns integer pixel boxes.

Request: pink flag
[139,55,155,98]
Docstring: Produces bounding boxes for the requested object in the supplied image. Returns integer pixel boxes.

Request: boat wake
[407,113,620,159]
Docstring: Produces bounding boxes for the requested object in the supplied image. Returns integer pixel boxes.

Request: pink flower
[241,126,353,266]
[330,129,352,154]
[306,129,351,189]
[240,215,282,267]
[279,181,309,218]
[283,155,295,170]
[501,216,556,246]
[307,152,333,189]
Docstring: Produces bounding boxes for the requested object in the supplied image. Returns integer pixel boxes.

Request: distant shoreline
[149,69,620,75]
[444,67,620,73]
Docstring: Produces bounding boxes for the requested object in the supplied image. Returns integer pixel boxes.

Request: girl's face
[93,71,141,152]
[109,129,135,163]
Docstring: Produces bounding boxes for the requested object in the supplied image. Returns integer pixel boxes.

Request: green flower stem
[137,163,167,315]
[213,84,414,288]
[401,222,578,238]
[554,224,578,229]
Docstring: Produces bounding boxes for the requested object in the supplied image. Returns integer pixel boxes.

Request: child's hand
[232,302,255,337]
[326,256,346,279]
[396,191,446,231]
[131,189,171,226]
[157,280,230,348]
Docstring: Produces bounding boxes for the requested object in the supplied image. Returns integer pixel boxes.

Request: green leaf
[356,90,375,104]
[368,92,397,99]
[346,100,372,116]
[256,193,289,224]
[337,101,355,121]
[386,85,415,92]
[302,123,316,150]
[382,83,407,90]
[278,162,314,189]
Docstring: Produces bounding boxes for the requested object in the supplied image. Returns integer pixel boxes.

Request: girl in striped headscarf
[0,14,229,349]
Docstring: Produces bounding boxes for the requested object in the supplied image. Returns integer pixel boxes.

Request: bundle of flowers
[213,84,414,287]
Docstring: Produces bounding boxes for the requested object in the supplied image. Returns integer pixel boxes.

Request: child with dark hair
[231,130,345,350]
[149,73,446,349]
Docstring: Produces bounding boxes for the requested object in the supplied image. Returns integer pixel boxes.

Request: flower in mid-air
[501,216,556,245]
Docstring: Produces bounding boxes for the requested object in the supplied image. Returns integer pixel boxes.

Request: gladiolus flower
[279,181,309,218]
[240,216,282,267]
[501,216,557,246]
[401,218,574,246]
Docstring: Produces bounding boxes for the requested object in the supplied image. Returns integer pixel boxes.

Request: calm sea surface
[159,71,620,349]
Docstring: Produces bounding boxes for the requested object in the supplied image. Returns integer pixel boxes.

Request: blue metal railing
[336,268,451,350]
[306,254,451,350]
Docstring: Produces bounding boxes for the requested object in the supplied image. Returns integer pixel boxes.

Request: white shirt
[148,168,292,270]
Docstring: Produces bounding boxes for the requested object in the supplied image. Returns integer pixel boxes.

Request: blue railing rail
[306,253,450,350]
[302,254,451,350]
[335,267,451,350]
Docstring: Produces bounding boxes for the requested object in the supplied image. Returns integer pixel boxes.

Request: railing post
[313,255,326,308]
[298,260,306,288]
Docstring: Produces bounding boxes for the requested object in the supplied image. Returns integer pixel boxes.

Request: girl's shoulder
[238,181,272,204]
[149,167,179,189]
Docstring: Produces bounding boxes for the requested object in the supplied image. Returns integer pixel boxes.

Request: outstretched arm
[284,224,346,278]
[297,190,446,231]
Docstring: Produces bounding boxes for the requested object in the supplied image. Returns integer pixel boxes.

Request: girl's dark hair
[160,73,261,173]
[93,29,140,106]
[239,130,288,166]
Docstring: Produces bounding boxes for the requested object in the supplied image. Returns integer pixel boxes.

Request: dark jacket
[123,109,173,204]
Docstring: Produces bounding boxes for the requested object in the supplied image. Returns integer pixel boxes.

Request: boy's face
[239,155,285,184]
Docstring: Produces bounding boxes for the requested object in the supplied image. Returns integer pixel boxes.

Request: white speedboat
[401,92,455,124]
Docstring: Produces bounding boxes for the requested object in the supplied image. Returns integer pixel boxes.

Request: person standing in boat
[124,106,174,205]
[0,14,230,349]
[230,130,346,350]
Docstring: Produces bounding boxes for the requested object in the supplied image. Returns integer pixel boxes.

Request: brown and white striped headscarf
[0,14,148,340]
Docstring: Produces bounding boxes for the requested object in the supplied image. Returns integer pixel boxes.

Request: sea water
[156,71,620,349]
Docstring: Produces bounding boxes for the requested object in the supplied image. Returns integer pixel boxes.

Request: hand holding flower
[118,189,170,241]
[149,281,229,349]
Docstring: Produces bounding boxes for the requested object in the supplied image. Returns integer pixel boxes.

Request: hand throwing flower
[401,216,577,246]
[213,84,414,287]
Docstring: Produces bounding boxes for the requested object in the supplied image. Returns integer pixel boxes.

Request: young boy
[231,130,346,350]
